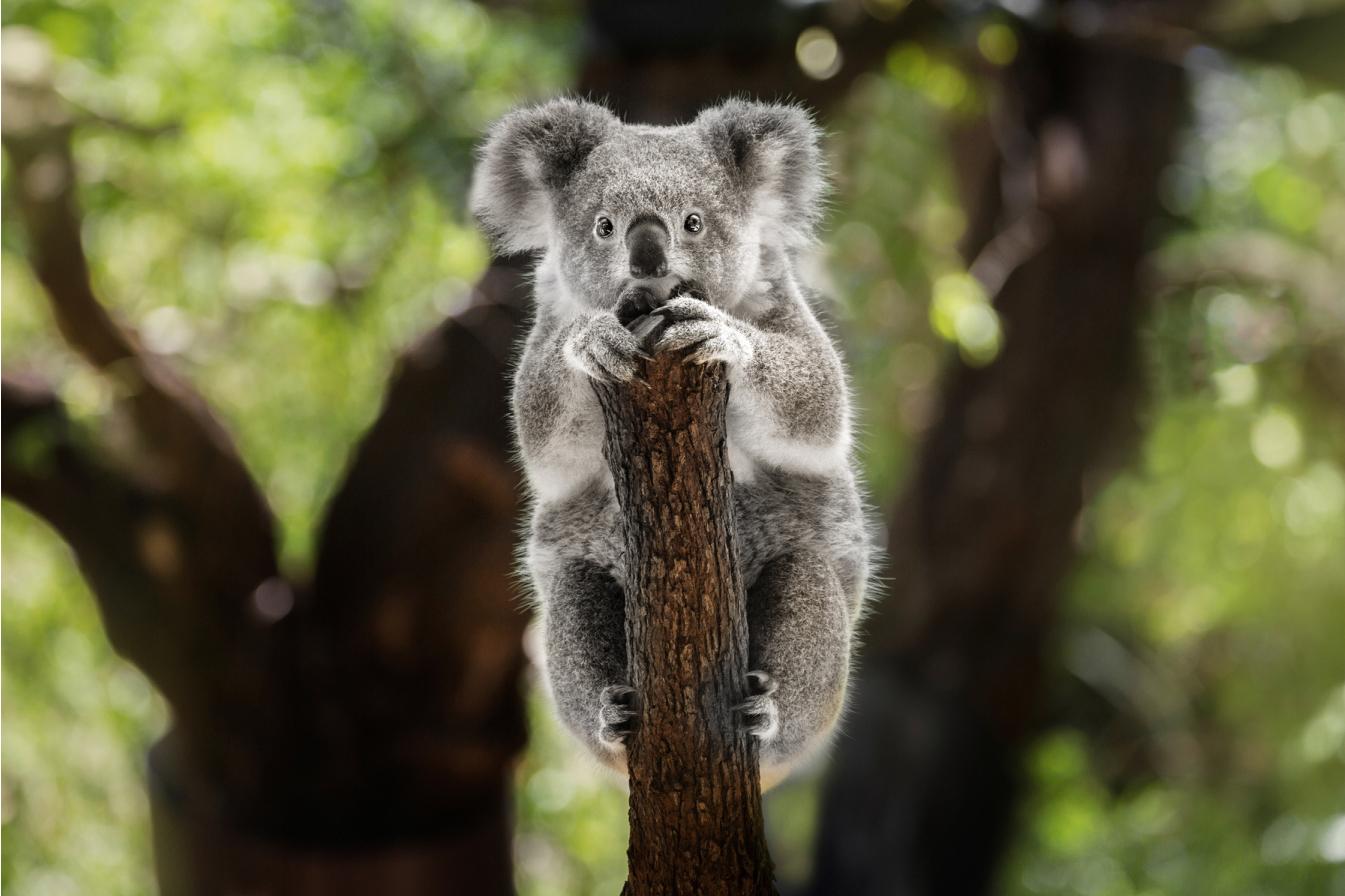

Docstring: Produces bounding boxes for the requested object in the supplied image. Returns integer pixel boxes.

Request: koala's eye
[683,213,703,234]
[594,217,615,239]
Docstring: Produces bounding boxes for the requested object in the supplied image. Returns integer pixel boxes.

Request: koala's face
[471,98,825,312]
[551,128,758,309]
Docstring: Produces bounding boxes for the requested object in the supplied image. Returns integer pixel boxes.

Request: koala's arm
[514,304,650,500]
[656,283,849,475]
[514,312,600,501]
[733,292,849,473]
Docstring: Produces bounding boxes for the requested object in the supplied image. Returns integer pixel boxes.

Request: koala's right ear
[469,99,620,254]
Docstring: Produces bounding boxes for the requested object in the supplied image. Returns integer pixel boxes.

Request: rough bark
[594,355,775,896]
[807,26,1190,896]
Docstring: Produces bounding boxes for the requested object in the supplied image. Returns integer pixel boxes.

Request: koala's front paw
[597,684,639,750]
[735,670,780,742]
[651,297,755,368]
[563,314,647,382]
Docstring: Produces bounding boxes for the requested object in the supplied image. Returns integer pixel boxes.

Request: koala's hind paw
[562,314,648,383]
[597,684,639,750]
[735,671,780,742]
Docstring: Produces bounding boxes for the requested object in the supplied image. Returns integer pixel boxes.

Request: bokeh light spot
[1212,364,1258,406]
[1250,408,1302,469]
[977,23,1018,66]
[862,0,910,21]
[930,272,1001,366]
[1319,815,1345,863]
[796,27,842,81]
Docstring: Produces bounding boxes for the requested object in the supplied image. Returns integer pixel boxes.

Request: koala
[470,97,871,788]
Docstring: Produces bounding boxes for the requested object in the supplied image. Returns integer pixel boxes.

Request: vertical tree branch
[594,354,775,896]
[808,26,1190,895]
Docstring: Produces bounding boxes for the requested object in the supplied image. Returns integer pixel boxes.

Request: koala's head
[470,98,825,310]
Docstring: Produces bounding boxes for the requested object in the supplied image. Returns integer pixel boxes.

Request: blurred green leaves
[2,2,1345,895]
[3,1,574,892]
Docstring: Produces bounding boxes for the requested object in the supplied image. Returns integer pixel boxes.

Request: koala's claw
[735,671,780,742]
[597,684,639,749]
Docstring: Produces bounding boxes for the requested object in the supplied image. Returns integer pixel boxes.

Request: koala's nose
[627,217,669,279]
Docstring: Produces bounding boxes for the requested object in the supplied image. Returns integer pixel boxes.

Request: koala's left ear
[696,100,827,247]
[470,98,620,253]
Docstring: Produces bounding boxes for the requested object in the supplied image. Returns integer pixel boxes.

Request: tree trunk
[594,355,775,896]
[3,61,530,892]
[808,26,1190,896]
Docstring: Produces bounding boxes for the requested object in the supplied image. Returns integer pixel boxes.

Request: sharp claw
[598,685,641,747]
[629,313,669,348]
[746,671,778,696]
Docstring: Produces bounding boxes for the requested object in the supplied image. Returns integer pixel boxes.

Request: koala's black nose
[627,217,669,279]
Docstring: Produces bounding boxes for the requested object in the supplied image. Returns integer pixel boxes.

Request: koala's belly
[529,469,867,597]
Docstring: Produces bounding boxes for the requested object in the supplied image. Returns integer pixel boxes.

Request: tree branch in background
[594,354,775,896]
[3,35,529,893]
[1,377,181,687]
[2,38,283,780]
[1150,229,1345,339]
[808,24,1190,896]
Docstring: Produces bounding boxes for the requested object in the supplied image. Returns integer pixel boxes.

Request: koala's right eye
[594,217,615,239]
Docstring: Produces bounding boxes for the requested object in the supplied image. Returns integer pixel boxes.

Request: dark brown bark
[807,27,1190,896]
[3,66,527,893]
[594,355,775,896]
[580,0,942,124]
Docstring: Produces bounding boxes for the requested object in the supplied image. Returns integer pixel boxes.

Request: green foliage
[2,507,166,896]
[2,0,575,892]
[515,687,629,895]
[3,3,1344,895]
[1004,61,1345,896]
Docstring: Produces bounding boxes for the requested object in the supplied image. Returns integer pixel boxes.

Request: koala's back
[529,468,869,607]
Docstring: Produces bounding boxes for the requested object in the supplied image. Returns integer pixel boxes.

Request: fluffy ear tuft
[470,99,620,254]
[696,99,827,247]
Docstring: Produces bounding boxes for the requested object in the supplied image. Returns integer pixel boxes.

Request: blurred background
[2,0,1344,894]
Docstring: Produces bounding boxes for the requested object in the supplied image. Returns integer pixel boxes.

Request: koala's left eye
[683,213,703,234]
[594,217,615,239]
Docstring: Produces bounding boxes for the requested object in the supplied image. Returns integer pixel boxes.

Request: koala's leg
[542,560,631,764]
[744,550,850,781]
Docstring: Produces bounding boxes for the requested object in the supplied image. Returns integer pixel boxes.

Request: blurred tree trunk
[807,24,1190,896]
[4,53,529,896]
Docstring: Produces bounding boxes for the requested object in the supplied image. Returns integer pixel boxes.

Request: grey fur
[472,97,871,785]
